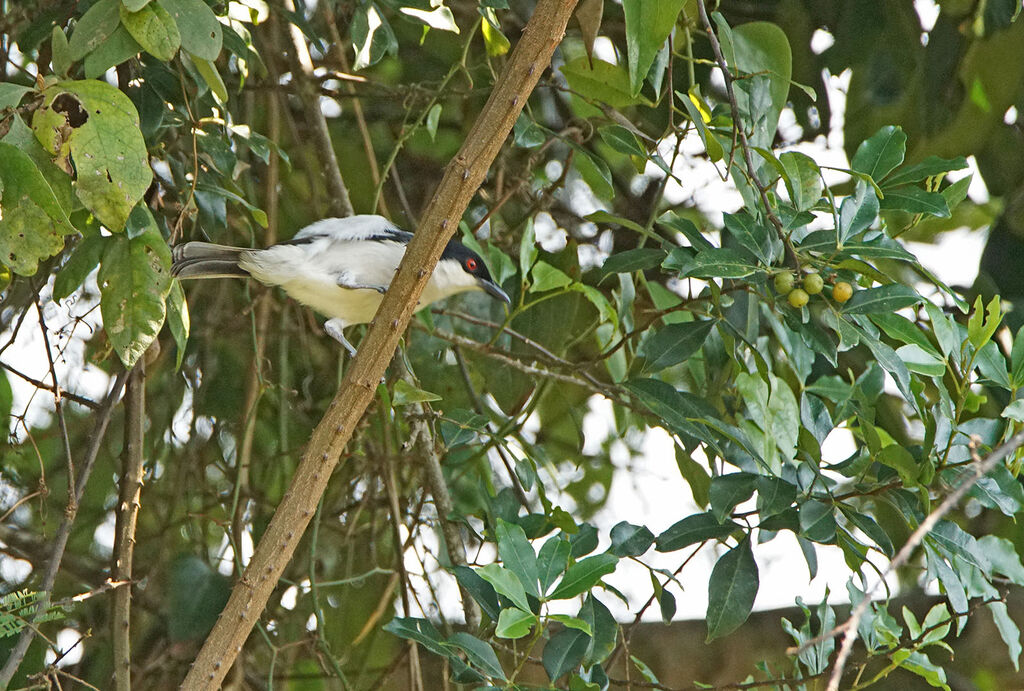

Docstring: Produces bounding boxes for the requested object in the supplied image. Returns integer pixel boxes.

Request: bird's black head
[441,240,510,303]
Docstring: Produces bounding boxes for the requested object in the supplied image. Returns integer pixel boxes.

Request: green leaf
[897,344,946,377]
[891,650,949,689]
[548,614,592,636]
[680,89,725,162]
[927,520,990,577]
[531,261,573,292]
[453,566,501,621]
[580,595,617,665]
[679,247,759,279]
[879,185,951,217]
[122,0,152,10]
[34,81,152,232]
[842,284,923,315]
[609,521,654,557]
[496,519,540,598]
[391,379,442,406]
[476,563,531,613]
[799,500,837,543]
[53,234,104,300]
[0,83,32,110]
[709,473,757,523]
[1002,399,1024,423]
[722,211,779,265]
[425,103,442,141]
[640,319,714,372]
[0,143,76,275]
[543,627,591,681]
[560,57,655,109]
[838,180,879,245]
[883,155,968,187]
[877,444,920,485]
[51,26,72,76]
[598,248,666,281]
[755,476,797,517]
[120,1,180,61]
[1013,326,1024,388]
[656,512,739,552]
[967,295,1001,350]
[495,607,536,639]
[401,5,460,33]
[67,0,122,61]
[720,19,792,148]
[383,617,452,659]
[706,537,759,641]
[842,509,894,556]
[978,536,1024,586]
[99,207,172,367]
[159,0,222,60]
[538,537,572,594]
[598,124,646,158]
[447,632,506,680]
[778,151,823,212]
[83,25,143,79]
[851,125,906,180]
[988,602,1022,672]
[192,56,229,103]
[549,554,618,601]
[165,279,189,369]
[622,0,686,95]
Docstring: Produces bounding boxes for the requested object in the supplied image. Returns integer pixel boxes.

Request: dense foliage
[2,0,1024,689]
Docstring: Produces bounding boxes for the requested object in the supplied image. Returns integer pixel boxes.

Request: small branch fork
[824,429,1024,690]
[694,0,800,270]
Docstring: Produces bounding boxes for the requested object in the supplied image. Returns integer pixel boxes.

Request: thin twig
[282,0,353,218]
[0,369,129,687]
[694,0,799,269]
[112,362,146,691]
[0,360,99,409]
[35,301,75,504]
[826,429,1024,690]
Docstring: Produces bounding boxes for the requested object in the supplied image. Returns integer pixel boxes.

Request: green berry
[804,273,824,295]
[774,272,795,295]
[788,288,809,308]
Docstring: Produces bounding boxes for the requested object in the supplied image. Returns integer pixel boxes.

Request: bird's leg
[336,277,387,294]
[324,318,357,356]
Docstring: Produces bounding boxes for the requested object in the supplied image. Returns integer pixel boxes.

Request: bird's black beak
[479,279,510,304]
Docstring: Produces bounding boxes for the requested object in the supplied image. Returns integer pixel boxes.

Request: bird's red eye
[466,258,478,272]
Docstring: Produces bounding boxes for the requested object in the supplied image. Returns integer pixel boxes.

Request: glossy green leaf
[391,379,442,406]
[496,519,540,598]
[709,473,757,523]
[679,247,759,279]
[722,211,779,265]
[83,25,142,79]
[454,566,501,621]
[778,151,822,212]
[897,344,946,377]
[851,125,906,180]
[161,0,221,61]
[543,627,591,681]
[640,319,715,372]
[165,279,189,370]
[448,632,506,680]
[67,0,122,61]
[879,185,951,217]
[495,607,536,639]
[580,595,617,665]
[798,500,837,543]
[561,57,655,109]
[476,563,530,612]
[720,19,792,148]
[609,521,654,557]
[549,554,618,601]
[838,181,879,245]
[656,512,740,552]
[706,537,759,641]
[622,0,686,95]
[120,1,180,61]
[842,284,923,314]
[598,248,666,281]
[883,155,968,187]
[598,124,646,158]
[383,617,452,659]
[537,537,572,594]
[352,2,396,69]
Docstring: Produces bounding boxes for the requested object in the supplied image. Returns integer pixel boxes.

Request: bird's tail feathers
[171,242,250,279]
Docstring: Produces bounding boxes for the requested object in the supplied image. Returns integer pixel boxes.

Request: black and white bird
[171,214,510,354]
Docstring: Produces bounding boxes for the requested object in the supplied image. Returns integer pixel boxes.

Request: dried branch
[180,2,580,687]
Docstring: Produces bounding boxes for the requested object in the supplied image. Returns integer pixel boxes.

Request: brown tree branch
[180,2,580,687]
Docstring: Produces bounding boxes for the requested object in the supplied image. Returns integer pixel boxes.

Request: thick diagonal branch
[181,2,580,687]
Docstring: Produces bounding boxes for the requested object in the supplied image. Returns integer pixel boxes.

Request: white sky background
[0,0,999,657]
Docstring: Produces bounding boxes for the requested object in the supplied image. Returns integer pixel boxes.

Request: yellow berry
[804,273,824,295]
[788,288,809,308]
[833,281,854,303]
